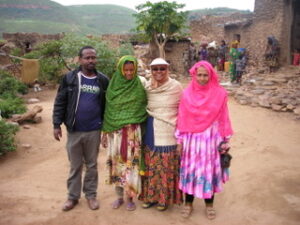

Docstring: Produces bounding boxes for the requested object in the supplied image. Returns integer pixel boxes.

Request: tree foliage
[23,33,134,82]
[134,1,187,58]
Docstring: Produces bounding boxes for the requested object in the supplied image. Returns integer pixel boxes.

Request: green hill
[67,5,136,34]
[0,0,251,36]
[0,0,136,35]
[0,0,78,24]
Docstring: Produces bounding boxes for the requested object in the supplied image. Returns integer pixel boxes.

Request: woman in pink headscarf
[175,60,233,219]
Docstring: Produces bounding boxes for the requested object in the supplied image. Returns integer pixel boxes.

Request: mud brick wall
[101,34,132,49]
[165,40,190,76]
[250,0,288,65]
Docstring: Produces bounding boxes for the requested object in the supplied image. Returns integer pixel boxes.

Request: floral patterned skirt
[106,124,142,197]
[139,146,182,205]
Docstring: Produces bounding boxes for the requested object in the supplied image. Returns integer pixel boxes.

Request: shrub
[0,120,19,156]
[0,70,27,118]
[23,33,135,81]
[118,42,134,57]
[0,70,28,96]
[0,96,26,118]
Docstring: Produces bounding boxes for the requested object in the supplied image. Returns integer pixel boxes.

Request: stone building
[190,13,253,47]
[190,0,300,67]
[250,0,300,65]
[148,38,191,76]
[2,32,64,54]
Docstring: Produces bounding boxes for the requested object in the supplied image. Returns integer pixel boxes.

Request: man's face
[79,49,97,72]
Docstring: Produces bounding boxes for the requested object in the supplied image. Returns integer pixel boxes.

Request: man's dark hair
[78,46,96,58]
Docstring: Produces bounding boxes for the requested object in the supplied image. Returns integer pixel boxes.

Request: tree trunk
[154,34,168,59]
[12,105,43,124]
[158,44,165,59]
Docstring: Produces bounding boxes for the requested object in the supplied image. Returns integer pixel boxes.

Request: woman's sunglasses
[152,67,167,71]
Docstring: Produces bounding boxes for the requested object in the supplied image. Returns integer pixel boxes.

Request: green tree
[134,1,187,58]
[23,33,133,82]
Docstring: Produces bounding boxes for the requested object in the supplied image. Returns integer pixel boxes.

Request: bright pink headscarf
[177,61,233,137]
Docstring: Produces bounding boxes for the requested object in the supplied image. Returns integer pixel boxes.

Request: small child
[235,54,246,85]
[33,80,42,92]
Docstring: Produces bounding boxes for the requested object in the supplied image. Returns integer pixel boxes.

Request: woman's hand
[219,141,230,154]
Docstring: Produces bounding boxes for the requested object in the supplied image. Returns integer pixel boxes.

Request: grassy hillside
[67,5,136,34]
[0,0,136,35]
[0,19,97,35]
[0,0,78,24]
[0,0,251,36]
[187,7,252,21]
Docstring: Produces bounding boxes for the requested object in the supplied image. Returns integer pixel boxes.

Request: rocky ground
[0,84,299,225]
[224,65,300,118]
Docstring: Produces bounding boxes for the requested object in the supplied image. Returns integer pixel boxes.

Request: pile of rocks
[224,66,300,116]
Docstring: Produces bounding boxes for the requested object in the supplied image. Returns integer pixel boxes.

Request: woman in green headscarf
[102,55,147,211]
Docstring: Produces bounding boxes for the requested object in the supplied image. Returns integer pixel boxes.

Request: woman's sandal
[181,205,193,218]
[205,207,216,220]
[112,198,124,209]
[156,204,168,211]
[142,202,157,209]
[126,201,136,211]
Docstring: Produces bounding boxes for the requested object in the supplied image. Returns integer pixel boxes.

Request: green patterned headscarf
[102,55,147,132]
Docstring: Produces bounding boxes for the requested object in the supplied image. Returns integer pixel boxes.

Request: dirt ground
[0,86,300,225]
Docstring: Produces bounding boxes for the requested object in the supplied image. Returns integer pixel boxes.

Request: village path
[0,86,299,225]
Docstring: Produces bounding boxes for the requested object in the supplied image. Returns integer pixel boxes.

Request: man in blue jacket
[53,46,109,211]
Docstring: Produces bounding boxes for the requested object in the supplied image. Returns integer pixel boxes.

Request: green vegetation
[23,33,134,82]
[0,19,83,35]
[0,119,19,156]
[0,0,250,36]
[0,0,78,24]
[0,69,26,155]
[0,70,27,118]
[0,0,136,35]
[134,1,187,58]
[68,5,136,34]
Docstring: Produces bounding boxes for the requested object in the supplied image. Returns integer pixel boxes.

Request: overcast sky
[51,0,255,11]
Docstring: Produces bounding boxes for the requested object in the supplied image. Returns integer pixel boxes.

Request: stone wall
[190,13,253,46]
[165,40,190,76]
[190,15,225,45]
[100,34,133,49]
[147,39,190,76]
[189,0,297,67]
[250,0,291,65]
[226,66,300,116]
[2,32,63,52]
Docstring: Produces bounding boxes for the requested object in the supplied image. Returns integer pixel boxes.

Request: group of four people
[52,46,233,220]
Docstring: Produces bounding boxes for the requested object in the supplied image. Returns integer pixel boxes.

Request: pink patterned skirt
[175,122,229,199]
